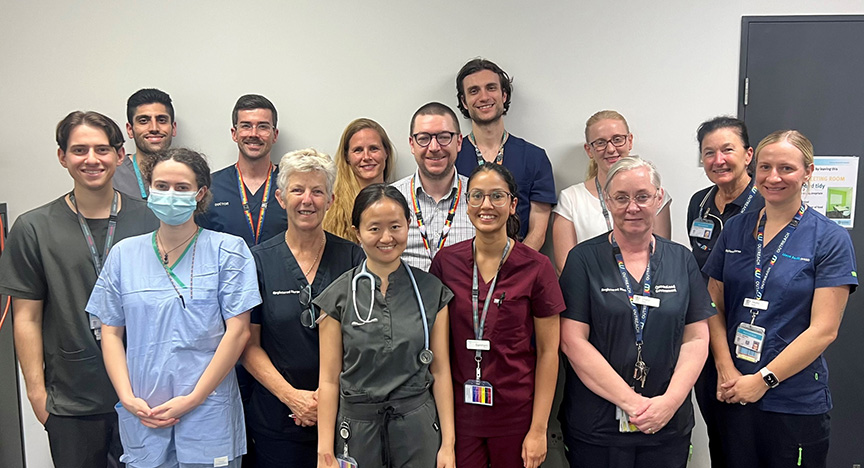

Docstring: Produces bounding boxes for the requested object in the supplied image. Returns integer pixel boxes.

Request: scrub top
[313,264,453,403]
[703,208,857,415]
[430,240,564,438]
[686,180,764,274]
[197,164,288,246]
[86,229,262,466]
[248,232,364,440]
[558,234,715,446]
[456,135,557,240]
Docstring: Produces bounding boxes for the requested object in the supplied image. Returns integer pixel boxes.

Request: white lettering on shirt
[655,284,678,293]
[601,287,626,293]
[725,249,741,254]
[272,290,301,295]
[215,201,230,207]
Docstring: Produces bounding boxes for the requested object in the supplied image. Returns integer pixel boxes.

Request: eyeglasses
[236,122,274,135]
[299,284,317,329]
[467,190,513,207]
[412,131,456,148]
[589,134,629,152]
[606,192,658,208]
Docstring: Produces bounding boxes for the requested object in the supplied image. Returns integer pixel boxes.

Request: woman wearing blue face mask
[86,148,261,468]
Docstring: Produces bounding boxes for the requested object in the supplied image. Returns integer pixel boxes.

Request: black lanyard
[69,190,119,274]
[693,184,758,252]
[471,239,511,350]
[595,177,613,231]
[751,204,806,322]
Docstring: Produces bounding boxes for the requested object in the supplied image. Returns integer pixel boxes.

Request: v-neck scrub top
[703,208,857,414]
[313,264,453,403]
[86,229,262,466]
[558,234,715,446]
[247,231,364,440]
[430,240,565,437]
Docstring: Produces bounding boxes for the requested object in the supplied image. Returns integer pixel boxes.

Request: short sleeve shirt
[247,232,364,440]
[430,240,565,437]
[313,264,453,403]
[558,235,715,446]
[703,208,857,414]
[0,194,158,416]
[456,135,557,240]
[197,164,288,247]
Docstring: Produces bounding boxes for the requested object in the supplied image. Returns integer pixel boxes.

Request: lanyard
[236,162,273,245]
[131,154,148,199]
[410,176,462,257]
[469,131,509,166]
[70,190,119,275]
[611,235,653,345]
[752,204,806,320]
[594,177,613,231]
[151,227,201,308]
[699,183,758,220]
[471,238,511,342]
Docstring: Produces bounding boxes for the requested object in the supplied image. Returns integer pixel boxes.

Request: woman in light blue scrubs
[87,148,261,468]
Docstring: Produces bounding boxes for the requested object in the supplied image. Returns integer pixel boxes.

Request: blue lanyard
[131,154,148,199]
[753,204,806,305]
[699,184,758,220]
[611,235,653,345]
[471,239,511,342]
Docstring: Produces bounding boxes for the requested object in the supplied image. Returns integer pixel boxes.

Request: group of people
[0,57,856,468]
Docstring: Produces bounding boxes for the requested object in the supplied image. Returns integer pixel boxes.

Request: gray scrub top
[314,263,453,404]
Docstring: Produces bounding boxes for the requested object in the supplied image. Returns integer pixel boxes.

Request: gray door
[740,15,864,467]
[0,203,25,468]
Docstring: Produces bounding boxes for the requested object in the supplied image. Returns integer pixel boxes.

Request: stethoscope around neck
[351,259,434,365]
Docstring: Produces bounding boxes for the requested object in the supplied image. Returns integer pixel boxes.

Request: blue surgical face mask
[147,189,199,225]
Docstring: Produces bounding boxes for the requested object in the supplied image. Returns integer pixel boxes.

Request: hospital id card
[465,379,493,406]
[689,219,715,239]
[615,405,639,433]
[337,455,358,468]
[734,322,766,363]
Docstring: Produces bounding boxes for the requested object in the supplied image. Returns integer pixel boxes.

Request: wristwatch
[759,367,780,389]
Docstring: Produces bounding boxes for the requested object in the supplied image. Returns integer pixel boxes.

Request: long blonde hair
[322,118,396,241]
[584,110,630,179]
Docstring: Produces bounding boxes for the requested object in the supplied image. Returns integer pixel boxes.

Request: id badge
[734,322,766,363]
[689,219,714,240]
[337,455,358,468]
[616,405,639,433]
[632,295,660,308]
[466,339,490,351]
[464,379,493,406]
[89,313,102,341]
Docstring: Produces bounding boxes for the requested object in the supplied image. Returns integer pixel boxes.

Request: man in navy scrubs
[454,58,556,250]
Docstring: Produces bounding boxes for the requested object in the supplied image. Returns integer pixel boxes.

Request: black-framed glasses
[589,134,629,151]
[299,283,317,329]
[606,191,659,209]
[235,122,274,135]
[466,190,513,207]
[412,131,456,147]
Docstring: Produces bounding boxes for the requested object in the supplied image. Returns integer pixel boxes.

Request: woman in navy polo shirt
[703,130,857,468]
[559,156,713,468]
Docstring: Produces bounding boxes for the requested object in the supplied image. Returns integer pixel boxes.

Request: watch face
[764,372,780,388]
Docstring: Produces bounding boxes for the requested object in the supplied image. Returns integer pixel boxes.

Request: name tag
[743,298,769,310]
[689,219,715,239]
[466,339,490,351]
[632,295,660,308]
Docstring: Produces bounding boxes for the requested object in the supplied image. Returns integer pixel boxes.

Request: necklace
[286,231,326,278]
[157,228,199,266]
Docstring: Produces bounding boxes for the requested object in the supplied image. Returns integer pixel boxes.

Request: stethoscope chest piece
[419,348,434,365]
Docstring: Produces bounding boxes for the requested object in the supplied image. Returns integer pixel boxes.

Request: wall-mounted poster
[803,156,859,228]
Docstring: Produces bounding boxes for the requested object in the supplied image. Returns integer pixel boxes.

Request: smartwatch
[759,367,780,389]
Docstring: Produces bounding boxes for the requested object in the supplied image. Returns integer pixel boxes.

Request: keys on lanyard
[410,176,461,259]
[236,162,273,245]
[469,131,509,166]
[465,238,510,406]
[595,177,613,231]
[734,203,806,363]
[70,190,119,341]
[611,234,659,389]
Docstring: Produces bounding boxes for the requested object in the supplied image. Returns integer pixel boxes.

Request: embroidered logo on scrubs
[780,253,811,262]
[215,201,230,207]
[601,287,626,293]
[725,249,742,254]
[272,290,301,295]
[655,285,678,293]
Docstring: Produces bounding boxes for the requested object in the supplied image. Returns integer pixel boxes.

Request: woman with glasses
[323,118,397,243]
[552,110,672,274]
[87,148,260,468]
[315,184,456,468]
[703,131,856,467]
[430,163,564,468]
[685,116,764,467]
[242,149,364,467]
[558,157,713,468]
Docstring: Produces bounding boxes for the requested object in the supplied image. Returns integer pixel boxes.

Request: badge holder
[689,218,715,240]
[465,354,493,406]
[336,421,359,468]
[89,313,102,341]
[735,302,768,363]
[616,394,639,433]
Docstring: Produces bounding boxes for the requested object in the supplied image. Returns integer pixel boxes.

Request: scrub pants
[720,403,830,468]
[455,432,525,468]
[337,391,440,468]
[693,353,727,467]
[251,432,316,468]
[564,434,690,468]
[44,412,123,468]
